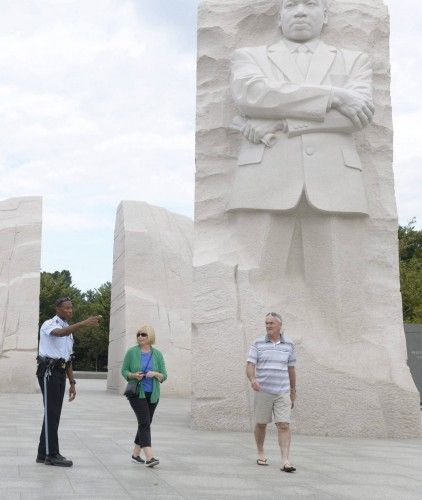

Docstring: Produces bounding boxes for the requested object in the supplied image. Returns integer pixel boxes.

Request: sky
[0,0,420,291]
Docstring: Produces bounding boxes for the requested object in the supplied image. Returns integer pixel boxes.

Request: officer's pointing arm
[50,316,102,337]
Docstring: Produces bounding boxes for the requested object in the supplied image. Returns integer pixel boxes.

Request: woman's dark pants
[128,392,158,448]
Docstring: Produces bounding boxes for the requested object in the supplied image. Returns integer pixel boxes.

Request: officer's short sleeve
[247,344,258,364]
[41,319,60,336]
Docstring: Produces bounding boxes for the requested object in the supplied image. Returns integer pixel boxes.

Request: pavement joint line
[142,467,188,500]
[93,435,188,500]
[66,429,132,498]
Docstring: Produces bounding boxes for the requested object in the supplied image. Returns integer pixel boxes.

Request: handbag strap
[141,350,153,373]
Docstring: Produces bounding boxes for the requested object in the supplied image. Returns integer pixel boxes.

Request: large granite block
[192,0,421,437]
[0,197,42,393]
[107,201,193,396]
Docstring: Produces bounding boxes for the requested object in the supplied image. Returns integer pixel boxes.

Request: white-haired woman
[121,325,167,467]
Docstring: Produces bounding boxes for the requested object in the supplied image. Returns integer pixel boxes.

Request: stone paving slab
[0,379,421,499]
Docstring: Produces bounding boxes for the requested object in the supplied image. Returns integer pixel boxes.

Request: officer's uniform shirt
[39,315,74,361]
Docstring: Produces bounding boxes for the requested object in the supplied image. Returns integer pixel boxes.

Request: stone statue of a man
[226,0,376,342]
[229,0,374,214]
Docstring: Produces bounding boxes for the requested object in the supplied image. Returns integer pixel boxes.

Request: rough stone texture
[193,0,421,437]
[0,197,42,393]
[107,201,193,397]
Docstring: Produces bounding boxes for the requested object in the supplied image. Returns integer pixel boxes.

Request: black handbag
[124,352,153,397]
[123,380,140,397]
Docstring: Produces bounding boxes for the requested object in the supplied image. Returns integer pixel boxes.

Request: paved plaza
[0,379,421,499]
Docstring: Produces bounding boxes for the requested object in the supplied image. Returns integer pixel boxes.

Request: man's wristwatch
[69,380,76,385]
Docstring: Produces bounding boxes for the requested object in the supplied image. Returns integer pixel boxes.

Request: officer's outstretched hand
[69,384,76,402]
[82,315,102,328]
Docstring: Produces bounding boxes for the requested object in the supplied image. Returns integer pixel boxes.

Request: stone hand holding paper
[231,115,287,146]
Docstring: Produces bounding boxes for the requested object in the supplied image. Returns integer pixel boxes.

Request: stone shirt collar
[283,37,320,54]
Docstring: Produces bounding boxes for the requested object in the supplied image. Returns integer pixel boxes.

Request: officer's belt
[36,356,69,369]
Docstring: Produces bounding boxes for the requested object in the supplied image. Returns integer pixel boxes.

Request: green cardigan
[121,346,167,403]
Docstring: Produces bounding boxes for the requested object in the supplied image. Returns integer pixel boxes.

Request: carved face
[280,0,328,42]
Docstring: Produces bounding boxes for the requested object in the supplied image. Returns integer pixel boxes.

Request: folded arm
[231,49,374,137]
[231,48,332,122]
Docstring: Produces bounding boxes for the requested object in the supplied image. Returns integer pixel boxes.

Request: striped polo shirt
[247,334,296,395]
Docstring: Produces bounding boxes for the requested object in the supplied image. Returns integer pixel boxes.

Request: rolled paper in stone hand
[230,115,277,147]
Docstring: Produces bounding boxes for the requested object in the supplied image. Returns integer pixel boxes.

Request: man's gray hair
[266,312,283,324]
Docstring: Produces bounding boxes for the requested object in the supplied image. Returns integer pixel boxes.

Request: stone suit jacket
[228,39,373,215]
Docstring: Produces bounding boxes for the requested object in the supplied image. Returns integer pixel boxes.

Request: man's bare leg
[254,423,267,462]
[276,422,293,467]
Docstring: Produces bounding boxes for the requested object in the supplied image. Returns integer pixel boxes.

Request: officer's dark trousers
[37,366,66,457]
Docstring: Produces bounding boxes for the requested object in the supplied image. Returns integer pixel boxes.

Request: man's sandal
[281,464,296,473]
[257,458,268,466]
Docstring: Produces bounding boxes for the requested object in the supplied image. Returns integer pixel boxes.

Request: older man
[246,313,297,472]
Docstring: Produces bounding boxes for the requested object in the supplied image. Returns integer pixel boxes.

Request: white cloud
[385,0,422,227]
[0,0,196,289]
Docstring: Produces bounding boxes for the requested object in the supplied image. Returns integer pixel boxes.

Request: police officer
[36,297,101,467]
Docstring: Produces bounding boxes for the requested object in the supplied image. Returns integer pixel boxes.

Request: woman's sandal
[256,458,269,466]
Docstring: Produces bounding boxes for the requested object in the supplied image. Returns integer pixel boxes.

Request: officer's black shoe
[36,453,68,464]
[45,454,73,467]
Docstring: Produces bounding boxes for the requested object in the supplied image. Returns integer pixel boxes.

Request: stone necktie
[296,45,310,78]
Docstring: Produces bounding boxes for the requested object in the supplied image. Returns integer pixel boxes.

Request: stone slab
[0,196,42,393]
[107,201,193,396]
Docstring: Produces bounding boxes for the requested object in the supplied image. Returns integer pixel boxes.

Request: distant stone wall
[0,197,42,393]
[107,201,193,396]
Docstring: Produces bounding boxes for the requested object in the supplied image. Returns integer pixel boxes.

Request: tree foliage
[399,219,422,323]
[39,271,111,371]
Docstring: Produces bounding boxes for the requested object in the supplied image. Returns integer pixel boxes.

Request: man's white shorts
[254,391,291,424]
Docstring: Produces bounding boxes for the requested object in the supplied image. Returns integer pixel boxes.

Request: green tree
[73,282,111,372]
[399,219,422,323]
